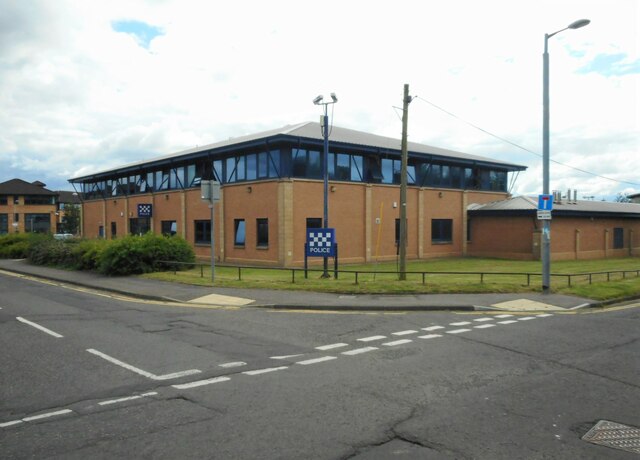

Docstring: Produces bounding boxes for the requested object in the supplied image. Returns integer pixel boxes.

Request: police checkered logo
[308,232,333,248]
[137,204,152,217]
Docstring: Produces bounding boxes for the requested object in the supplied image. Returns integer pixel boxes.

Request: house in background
[0,179,81,235]
[467,195,640,260]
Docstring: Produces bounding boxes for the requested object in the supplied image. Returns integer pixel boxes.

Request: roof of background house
[70,121,527,181]
[468,195,640,218]
[56,191,81,204]
[0,179,57,196]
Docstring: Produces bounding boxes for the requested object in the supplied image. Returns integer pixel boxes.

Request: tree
[614,193,631,203]
[62,204,81,234]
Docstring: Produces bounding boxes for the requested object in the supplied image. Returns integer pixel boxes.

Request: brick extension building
[69,122,525,266]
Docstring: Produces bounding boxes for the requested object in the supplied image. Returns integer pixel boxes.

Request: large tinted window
[195,220,211,244]
[432,219,453,243]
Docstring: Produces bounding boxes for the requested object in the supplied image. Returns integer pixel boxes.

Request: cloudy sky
[1,0,638,199]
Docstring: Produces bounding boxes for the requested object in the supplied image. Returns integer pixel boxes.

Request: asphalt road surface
[1,272,638,459]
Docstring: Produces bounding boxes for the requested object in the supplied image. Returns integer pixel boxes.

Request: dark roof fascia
[468,209,640,219]
[0,179,57,196]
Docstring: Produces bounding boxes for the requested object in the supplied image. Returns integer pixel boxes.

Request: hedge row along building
[69,122,526,266]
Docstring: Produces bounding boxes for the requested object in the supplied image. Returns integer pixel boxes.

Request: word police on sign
[306,228,336,257]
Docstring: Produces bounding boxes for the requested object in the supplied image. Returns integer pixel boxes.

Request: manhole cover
[582,420,640,454]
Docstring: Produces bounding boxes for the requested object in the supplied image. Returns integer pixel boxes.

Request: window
[246,154,257,181]
[0,196,7,205]
[613,227,624,249]
[129,217,150,235]
[14,213,19,223]
[432,219,453,243]
[99,225,104,238]
[195,220,211,244]
[234,219,246,247]
[24,195,55,205]
[0,214,7,234]
[395,218,400,245]
[110,222,117,239]
[381,159,393,184]
[162,220,177,236]
[292,149,307,177]
[226,157,237,182]
[268,150,280,178]
[25,214,51,233]
[351,155,364,181]
[306,217,322,229]
[336,153,350,180]
[256,218,269,247]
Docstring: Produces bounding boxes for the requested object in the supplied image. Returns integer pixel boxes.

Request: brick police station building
[70,122,526,267]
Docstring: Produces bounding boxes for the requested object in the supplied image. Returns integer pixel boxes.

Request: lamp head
[313,95,323,105]
[568,19,590,29]
[330,92,338,103]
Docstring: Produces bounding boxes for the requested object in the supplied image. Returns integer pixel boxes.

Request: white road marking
[219,361,246,368]
[16,316,63,338]
[316,343,349,351]
[172,376,230,389]
[243,366,288,376]
[570,303,590,310]
[446,329,471,334]
[383,339,413,346]
[537,313,554,317]
[22,409,73,422]
[450,321,471,326]
[518,317,536,321]
[295,356,337,365]
[473,318,494,322]
[422,326,445,331]
[0,420,22,428]
[99,392,158,406]
[498,320,518,325]
[357,335,386,342]
[342,347,378,355]
[270,354,305,360]
[418,334,442,339]
[474,324,496,329]
[391,330,418,336]
[495,314,514,318]
[86,348,201,381]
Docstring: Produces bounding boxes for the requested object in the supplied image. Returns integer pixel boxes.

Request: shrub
[98,233,194,276]
[28,237,75,267]
[71,239,109,271]
[0,233,49,259]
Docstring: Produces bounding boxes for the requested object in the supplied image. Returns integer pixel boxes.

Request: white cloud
[0,0,637,199]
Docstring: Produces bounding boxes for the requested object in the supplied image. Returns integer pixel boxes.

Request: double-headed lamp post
[313,93,338,278]
[542,18,590,293]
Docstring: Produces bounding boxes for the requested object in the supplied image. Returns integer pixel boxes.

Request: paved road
[1,272,638,459]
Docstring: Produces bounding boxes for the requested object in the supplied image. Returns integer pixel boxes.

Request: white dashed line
[87,348,201,381]
[172,376,231,389]
[450,322,471,326]
[243,367,288,376]
[473,318,494,322]
[16,317,63,338]
[219,361,246,368]
[357,335,387,342]
[391,330,418,336]
[498,320,518,325]
[296,356,337,365]
[537,314,554,317]
[316,343,349,351]
[446,329,471,334]
[342,347,378,356]
[271,354,305,360]
[495,314,514,318]
[383,339,413,346]
[22,409,73,422]
[99,392,158,406]
[474,324,496,329]
[422,326,445,331]
[418,334,442,339]
[519,317,536,321]
[0,420,22,428]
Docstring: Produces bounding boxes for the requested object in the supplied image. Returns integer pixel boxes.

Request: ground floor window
[129,217,150,235]
[25,213,51,233]
[432,219,453,244]
[0,214,7,234]
[613,227,624,249]
[111,222,117,239]
[256,218,269,247]
[162,220,177,236]
[194,220,211,244]
[234,219,246,247]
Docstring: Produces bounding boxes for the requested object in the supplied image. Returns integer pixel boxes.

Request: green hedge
[0,233,49,259]
[24,232,194,276]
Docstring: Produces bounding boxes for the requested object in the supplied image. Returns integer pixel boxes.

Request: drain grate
[582,420,640,454]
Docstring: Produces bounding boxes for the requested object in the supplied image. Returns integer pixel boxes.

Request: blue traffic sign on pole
[538,194,553,211]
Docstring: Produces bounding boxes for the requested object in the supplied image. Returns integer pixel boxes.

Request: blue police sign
[306,228,336,257]
[538,194,553,211]
[137,203,153,217]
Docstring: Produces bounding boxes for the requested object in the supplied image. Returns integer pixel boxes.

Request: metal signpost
[201,180,221,282]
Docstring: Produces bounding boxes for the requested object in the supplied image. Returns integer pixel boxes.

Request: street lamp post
[313,93,338,278]
[542,18,589,293]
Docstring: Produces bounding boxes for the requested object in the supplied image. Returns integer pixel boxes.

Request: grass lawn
[140,256,640,300]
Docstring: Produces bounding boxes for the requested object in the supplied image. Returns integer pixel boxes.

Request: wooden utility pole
[399,84,410,280]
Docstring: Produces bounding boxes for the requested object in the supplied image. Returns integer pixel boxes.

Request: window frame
[256,218,269,248]
[431,219,453,244]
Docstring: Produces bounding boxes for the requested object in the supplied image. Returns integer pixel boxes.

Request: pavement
[0,258,605,312]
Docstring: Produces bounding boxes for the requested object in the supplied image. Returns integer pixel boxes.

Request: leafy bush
[98,233,194,276]
[28,236,77,267]
[0,233,49,259]
[71,239,109,271]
